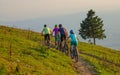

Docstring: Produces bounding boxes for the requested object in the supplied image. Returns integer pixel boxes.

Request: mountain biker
[58,24,68,42]
[53,24,60,48]
[58,24,68,48]
[42,24,52,46]
[68,29,79,56]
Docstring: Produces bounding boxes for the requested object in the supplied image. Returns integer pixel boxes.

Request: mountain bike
[70,44,78,62]
[63,40,69,55]
[56,38,61,50]
[57,37,64,52]
[46,38,50,48]
[45,34,51,48]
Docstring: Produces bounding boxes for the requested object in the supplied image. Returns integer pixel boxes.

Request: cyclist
[53,24,60,48]
[42,24,52,46]
[68,29,79,58]
[58,24,68,49]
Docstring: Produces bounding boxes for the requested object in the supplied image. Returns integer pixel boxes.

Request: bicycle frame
[63,40,69,55]
[57,39,62,50]
[70,44,78,62]
[45,35,50,48]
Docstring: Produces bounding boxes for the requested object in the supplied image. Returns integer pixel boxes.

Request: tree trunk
[93,38,96,45]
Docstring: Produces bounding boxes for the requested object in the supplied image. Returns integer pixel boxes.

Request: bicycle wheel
[46,38,50,48]
[64,43,69,55]
[74,48,78,62]
[57,40,62,51]
[70,45,74,59]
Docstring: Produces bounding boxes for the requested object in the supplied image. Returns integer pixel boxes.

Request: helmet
[59,24,62,27]
[70,29,73,34]
[44,24,47,27]
[55,24,57,27]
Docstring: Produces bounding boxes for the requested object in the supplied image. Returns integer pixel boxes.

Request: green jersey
[42,27,51,34]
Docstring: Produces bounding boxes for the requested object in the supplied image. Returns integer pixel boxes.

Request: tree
[79,9,106,45]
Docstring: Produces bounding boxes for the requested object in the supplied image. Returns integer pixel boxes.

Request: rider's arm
[41,28,45,36]
[50,29,53,35]
[66,35,70,41]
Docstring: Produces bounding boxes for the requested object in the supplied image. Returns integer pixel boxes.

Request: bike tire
[70,46,74,59]
[64,44,69,55]
[71,45,78,62]
[74,48,78,62]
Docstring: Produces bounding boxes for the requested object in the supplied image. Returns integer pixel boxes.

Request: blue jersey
[69,34,78,42]
[58,27,65,35]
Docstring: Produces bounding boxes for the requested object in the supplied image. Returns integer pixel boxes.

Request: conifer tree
[79,9,106,45]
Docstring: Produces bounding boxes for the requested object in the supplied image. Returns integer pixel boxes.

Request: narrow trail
[80,51,120,68]
[72,57,95,75]
[41,41,95,75]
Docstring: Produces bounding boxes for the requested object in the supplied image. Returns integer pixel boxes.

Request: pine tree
[79,9,106,45]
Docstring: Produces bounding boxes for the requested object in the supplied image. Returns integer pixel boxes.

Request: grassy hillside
[78,42,120,75]
[0,25,120,75]
[0,26,77,75]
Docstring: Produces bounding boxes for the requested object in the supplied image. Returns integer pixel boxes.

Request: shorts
[60,34,66,42]
[44,34,50,41]
[54,34,60,42]
[71,41,78,46]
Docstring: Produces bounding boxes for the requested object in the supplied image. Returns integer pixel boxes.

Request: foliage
[79,9,106,44]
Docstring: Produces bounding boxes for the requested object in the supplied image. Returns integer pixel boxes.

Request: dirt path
[51,43,96,75]
[72,57,96,75]
[80,51,120,68]
[41,41,95,75]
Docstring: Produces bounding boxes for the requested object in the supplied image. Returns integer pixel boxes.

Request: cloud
[0,0,120,21]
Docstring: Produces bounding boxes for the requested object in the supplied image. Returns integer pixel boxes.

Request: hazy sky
[0,0,120,21]
[0,0,120,49]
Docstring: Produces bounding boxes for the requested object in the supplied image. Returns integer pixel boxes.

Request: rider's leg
[48,34,50,41]
[45,34,50,48]
[75,42,79,55]
[61,34,64,48]
[70,42,74,59]
[54,35,57,45]
[44,34,47,45]
[56,34,60,49]
[55,35,58,49]
[63,34,66,46]
[48,34,50,46]
[75,46,79,55]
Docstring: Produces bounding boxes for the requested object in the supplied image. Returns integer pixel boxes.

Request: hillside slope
[0,25,120,75]
[78,42,120,75]
[0,26,77,75]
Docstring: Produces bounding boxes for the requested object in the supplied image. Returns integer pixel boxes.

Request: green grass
[78,42,120,75]
[0,26,77,75]
[1,25,120,75]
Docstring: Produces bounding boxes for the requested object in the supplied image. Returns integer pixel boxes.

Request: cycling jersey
[53,27,59,35]
[58,27,65,35]
[42,27,51,35]
[53,27,60,42]
[58,27,68,42]
[42,27,51,41]
[69,34,78,46]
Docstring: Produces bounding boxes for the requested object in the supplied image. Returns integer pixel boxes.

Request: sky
[0,0,120,22]
[0,0,120,50]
